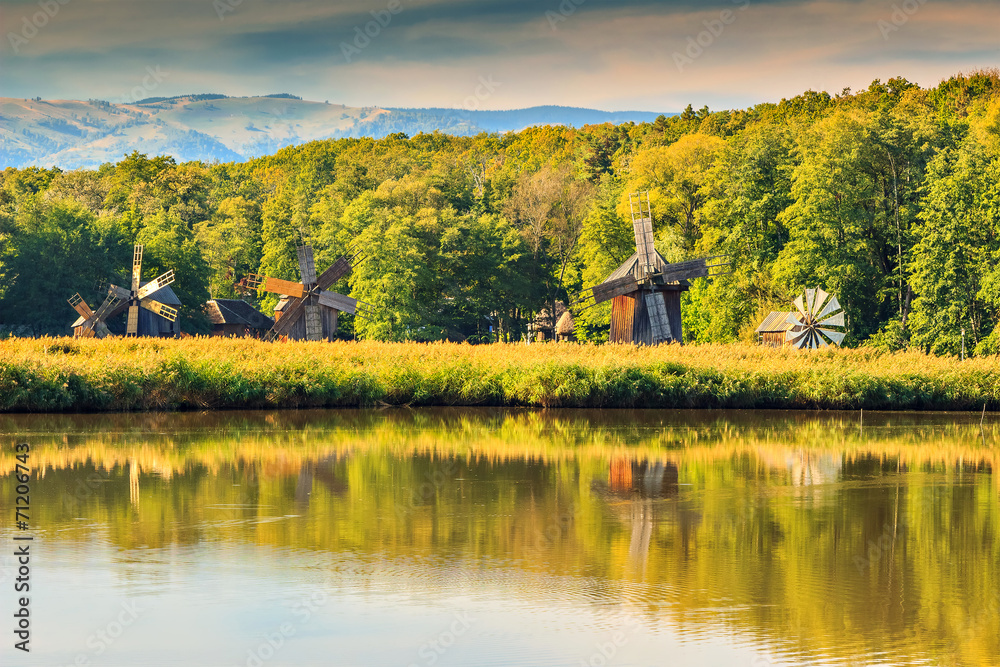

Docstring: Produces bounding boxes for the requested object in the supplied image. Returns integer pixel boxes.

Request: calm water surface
[0,409,997,667]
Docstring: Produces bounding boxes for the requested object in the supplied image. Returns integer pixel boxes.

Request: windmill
[785,288,846,349]
[68,244,179,337]
[574,192,728,345]
[242,245,370,341]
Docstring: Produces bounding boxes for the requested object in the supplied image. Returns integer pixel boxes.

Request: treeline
[1,71,999,353]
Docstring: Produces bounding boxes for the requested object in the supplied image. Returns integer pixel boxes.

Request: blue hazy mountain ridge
[0,95,673,169]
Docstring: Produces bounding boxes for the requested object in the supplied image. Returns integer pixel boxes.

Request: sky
[0,0,997,112]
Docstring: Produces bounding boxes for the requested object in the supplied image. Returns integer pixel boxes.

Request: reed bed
[2,337,999,412]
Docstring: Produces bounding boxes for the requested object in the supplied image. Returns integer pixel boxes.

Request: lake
[1,409,997,667]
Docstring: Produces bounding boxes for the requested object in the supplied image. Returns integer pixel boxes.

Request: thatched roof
[556,311,575,335]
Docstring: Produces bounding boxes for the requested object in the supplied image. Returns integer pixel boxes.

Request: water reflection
[0,409,997,667]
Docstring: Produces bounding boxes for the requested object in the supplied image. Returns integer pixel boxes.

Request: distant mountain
[0,95,673,169]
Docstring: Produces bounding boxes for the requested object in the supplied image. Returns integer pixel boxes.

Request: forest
[1,70,999,355]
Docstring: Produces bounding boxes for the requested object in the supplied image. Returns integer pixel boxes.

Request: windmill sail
[645,292,672,344]
[786,288,845,349]
[630,192,657,278]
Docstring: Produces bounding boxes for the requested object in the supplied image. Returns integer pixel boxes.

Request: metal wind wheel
[785,288,845,349]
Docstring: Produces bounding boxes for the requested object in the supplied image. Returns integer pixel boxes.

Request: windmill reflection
[600,458,681,576]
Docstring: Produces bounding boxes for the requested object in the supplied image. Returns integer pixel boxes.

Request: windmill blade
[812,289,829,317]
[108,284,132,301]
[787,328,810,347]
[126,305,140,336]
[68,293,95,320]
[297,246,318,286]
[304,304,323,341]
[817,311,845,327]
[629,192,657,277]
[591,275,641,305]
[785,313,802,326]
[644,292,673,344]
[141,299,179,322]
[793,295,808,319]
[243,274,306,299]
[804,288,816,317]
[817,295,842,321]
[656,256,731,283]
[92,290,122,319]
[317,290,361,315]
[136,270,175,301]
[131,244,143,293]
[316,256,354,291]
[95,321,112,338]
[818,328,846,345]
[270,297,307,338]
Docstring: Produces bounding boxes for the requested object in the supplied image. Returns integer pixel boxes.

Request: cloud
[1,0,997,110]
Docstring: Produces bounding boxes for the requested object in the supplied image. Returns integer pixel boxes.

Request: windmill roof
[604,251,690,286]
[206,299,273,328]
[755,311,797,333]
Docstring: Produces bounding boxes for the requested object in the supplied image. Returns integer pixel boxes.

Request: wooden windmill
[242,245,369,341]
[575,192,728,345]
[68,244,180,337]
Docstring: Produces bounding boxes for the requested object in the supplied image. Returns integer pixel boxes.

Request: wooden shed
[205,299,273,338]
[755,311,796,347]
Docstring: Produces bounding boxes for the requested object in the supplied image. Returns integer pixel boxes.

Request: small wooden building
[205,299,273,338]
[605,251,688,345]
[755,311,796,346]
[72,284,182,337]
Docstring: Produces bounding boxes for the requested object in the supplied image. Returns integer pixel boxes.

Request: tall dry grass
[2,337,999,412]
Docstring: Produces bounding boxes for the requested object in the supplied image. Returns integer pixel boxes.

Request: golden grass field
[2,336,999,412]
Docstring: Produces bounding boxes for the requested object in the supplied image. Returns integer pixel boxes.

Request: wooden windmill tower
[576,192,728,345]
[242,245,369,341]
[68,244,180,337]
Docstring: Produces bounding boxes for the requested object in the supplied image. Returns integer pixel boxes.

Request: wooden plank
[645,292,672,344]
[592,275,639,304]
[68,294,94,320]
[318,290,359,314]
[317,256,352,291]
[271,297,306,337]
[263,277,306,299]
[297,246,317,286]
[136,270,176,300]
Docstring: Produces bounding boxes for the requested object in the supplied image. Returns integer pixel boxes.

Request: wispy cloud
[1,0,997,110]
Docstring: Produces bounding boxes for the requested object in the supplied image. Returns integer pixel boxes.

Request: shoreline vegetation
[2,338,1000,413]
